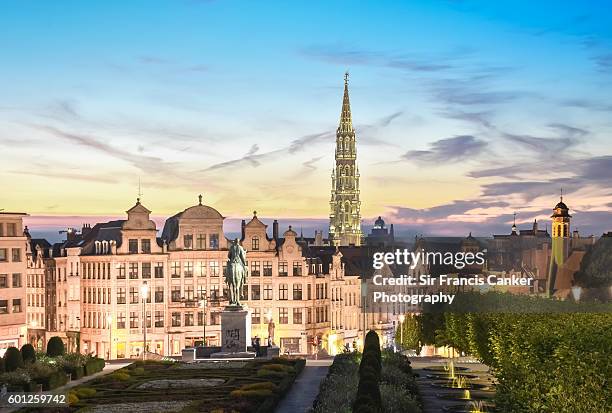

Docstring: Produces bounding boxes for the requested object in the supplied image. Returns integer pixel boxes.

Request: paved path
[275,359,333,413]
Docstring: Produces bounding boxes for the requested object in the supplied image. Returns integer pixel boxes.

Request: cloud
[503,132,579,154]
[8,170,118,184]
[138,55,170,64]
[403,135,487,164]
[592,53,612,72]
[302,156,323,171]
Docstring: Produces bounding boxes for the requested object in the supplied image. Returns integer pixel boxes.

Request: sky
[1,0,611,240]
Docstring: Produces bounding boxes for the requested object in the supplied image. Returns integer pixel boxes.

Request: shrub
[3,347,23,372]
[257,369,288,378]
[132,366,145,375]
[46,337,65,357]
[20,344,36,364]
[74,387,96,398]
[67,391,79,405]
[37,370,68,390]
[230,388,274,398]
[84,357,105,376]
[0,357,4,373]
[380,383,420,413]
[0,370,32,392]
[239,381,278,392]
[109,371,130,381]
[259,363,295,373]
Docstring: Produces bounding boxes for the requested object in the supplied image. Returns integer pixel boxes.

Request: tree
[574,236,612,288]
[47,336,65,357]
[20,343,36,364]
[394,315,421,354]
[3,347,24,372]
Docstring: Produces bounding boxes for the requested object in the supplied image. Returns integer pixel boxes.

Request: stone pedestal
[221,307,251,352]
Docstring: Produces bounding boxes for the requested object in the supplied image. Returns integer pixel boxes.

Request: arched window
[94,241,101,255]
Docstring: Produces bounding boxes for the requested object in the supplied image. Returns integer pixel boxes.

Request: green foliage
[424,297,612,413]
[0,357,4,373]
[256,368,288,378]
[380,383,420,413]
[84,357,105,375]
[3,347,23,372]
[109,371,131,381]
[395,314,422,353]
[312,353,359,413]
[20,344,36,364]
[46,336,65,357]
[238,381,278,392]
[74,387,97,398]
[353,331,383,412]
[230,388,274,398]
[0,370,32,391]
[574,236,612,288]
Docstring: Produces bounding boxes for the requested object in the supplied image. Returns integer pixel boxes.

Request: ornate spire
[338,71,354,135]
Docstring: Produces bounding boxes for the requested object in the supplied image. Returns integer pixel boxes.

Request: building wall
[0,213,28,354]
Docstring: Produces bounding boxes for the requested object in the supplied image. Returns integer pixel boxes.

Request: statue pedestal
[210,306,255,359]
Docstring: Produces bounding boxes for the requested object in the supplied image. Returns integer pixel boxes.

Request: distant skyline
[1,1,611,237]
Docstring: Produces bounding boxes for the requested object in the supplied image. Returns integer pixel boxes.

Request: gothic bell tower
[329,73,363,246]
[547,190,571,296]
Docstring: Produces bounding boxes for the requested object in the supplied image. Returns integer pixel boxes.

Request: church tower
[329,73,363,246]
[547,190,571,296]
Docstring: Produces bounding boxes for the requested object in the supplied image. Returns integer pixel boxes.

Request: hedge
[46,336,65,357]
[3,347,23,372]
[20,344,36,364]
[37,370,69,390]
[419,292,612,413]
[353,331,382,412]
[85,358,105,376]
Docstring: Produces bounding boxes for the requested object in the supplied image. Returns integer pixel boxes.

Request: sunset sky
[1,1,611,238]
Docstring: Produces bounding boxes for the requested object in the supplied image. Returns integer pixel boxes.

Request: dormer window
[128,239,138,254]
[102,240,109,254]
[252,236,260,251]
[209,234,219,250]
[141,239,151,254]
[94,241,101,254]
[184,235,193,250]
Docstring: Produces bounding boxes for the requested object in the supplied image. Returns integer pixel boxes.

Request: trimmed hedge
[20,344,36,364]
[85,357,105,376]
[37,370,69,390]
[46,336,65,357]
[3,347,23,372]
[353,331,382,412]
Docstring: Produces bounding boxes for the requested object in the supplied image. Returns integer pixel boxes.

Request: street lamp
[106,314,113,360]
[265,309,274,346]
[398,314,405,349]
[199,294,208,347]
[141,281,149,360]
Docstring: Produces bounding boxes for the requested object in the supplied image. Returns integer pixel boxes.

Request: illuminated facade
[29,197,367,358]
[329,73,364,247]
[0,213,28,355]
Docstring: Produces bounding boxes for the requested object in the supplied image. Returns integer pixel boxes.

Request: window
[117,263,126,279]
[7,223,16,236]
[279,261,288,276]
[155,263,164,278]
[252,308,261,324]
[263,284,273,300]
[251,261,260,276]
[155,286,164,303]
[171,262,180,278]
[211,312,220,325]
[293,284,302,300]
[251,236,260,251]
[141,239,151,254]
[129,239,138,254]
[129,263,138,279]
[209,234,219,250]
[0,274,7,288]
[263,261,272,276]
[155,311,164,327]
[251,285,261,300]
[197,285,206,300]
[142,263,151,279]
[197,262,206,277]
[184,262,193,278]
[210,261,219,277]
[12,273,21,288]
[117,288,126,304]
[293,262,302,276]
[130,287,139,304]
[293,308,303,324]
[196,234,206,249]
[11,249,21,262]
[307,284,311,300]
[210,285,219,300]
[12,299,22,313]
[145,311,151,328]
[307,308,312,324]
[171,286,181,302]
[0,249,7,262]
[117,313,126,329]
[172,312,181,327]
[184,313,194,326]
[185,285,194,301]
[279,283,288,300]
[184,234,193,249]
[279,308,288,324]
[130,312,139,328]
[0,300,7,314]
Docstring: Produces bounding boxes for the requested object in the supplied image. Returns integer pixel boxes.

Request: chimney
[273,220,279,240]
[241,219,246,240]
[67,228,78,241]
[82,223,92,236]
[390,224,395,238]
[315,230,323,246]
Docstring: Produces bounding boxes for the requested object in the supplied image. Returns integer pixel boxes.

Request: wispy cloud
[403,135,487,164]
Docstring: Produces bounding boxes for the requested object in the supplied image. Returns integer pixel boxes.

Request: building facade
[0,213,28,356]
[329,73,364,246]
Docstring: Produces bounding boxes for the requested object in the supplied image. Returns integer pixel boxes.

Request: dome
[554,201,568,210]
[374,216,385,228]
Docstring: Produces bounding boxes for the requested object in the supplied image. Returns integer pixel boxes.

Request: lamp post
[265,309,274,347]
[199,294,208,347]
[106,314,113,360]
[398,314,405,349]
[141,281,149,360]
